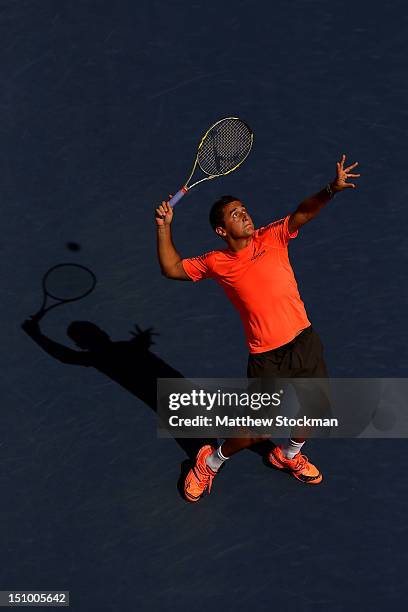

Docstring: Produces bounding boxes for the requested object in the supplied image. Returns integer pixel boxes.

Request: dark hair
[209,195,240,230]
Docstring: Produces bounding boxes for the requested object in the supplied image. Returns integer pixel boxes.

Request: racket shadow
[21,314,214,465]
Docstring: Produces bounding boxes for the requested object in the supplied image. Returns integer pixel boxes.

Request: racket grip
[168,187,188,207]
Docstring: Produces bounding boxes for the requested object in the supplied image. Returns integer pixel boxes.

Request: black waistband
[281,324,312,349]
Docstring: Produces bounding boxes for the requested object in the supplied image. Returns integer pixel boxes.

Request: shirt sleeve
[256,215,298,248]
[181,251,215,282]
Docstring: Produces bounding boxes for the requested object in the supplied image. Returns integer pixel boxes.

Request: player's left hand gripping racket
[168,116,253,207]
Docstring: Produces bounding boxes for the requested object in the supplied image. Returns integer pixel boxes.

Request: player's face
[220,201,255,239]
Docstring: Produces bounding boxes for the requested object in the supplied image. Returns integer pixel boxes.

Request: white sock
[282,439,305,459]
[206,444,229,472]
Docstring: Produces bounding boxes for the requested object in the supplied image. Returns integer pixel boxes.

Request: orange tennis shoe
[184,445,217,502]
[268,445,323,484]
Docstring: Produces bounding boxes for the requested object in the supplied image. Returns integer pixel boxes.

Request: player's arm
[288,154,360,234]
[155,197,191,281]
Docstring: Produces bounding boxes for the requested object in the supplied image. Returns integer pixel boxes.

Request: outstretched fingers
[345,161,359,172]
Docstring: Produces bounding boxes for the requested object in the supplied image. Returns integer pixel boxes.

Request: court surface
[3,0,408,610]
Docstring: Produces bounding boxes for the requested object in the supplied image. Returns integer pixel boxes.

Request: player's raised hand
[129,324,158,349]
[155,196,174,226]
[332,154,361,192]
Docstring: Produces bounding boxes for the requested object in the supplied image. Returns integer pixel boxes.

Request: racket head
[196,117,253,177]
[42,263,96,302]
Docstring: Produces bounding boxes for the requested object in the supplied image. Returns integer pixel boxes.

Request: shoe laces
[206,472,214,494]
[291,452,309,472]
[196,460,215,493]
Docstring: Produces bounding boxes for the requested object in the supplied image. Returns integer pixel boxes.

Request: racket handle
[168,187,188,207]
[31,308,46,322]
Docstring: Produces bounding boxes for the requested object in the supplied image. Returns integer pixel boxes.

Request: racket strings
[197,118,252,176]
[44,264,96,301]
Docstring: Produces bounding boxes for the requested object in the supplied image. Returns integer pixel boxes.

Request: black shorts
[247,325,328,379]
[247,326,331,437]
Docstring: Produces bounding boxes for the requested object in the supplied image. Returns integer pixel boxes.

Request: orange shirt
[181,215,310,353]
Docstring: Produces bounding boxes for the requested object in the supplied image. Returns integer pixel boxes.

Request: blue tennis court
[3,0,408,609]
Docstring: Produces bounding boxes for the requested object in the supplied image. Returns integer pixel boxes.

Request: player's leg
[184,351,271,501]
[184,435,267,503]
[184,328,328,500]
[183,443,218,503]
[184,346,286,502]
[268,326,329,483]
[205,435,269,470]
[184,353,273,501]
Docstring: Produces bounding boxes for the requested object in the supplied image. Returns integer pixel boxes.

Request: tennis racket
[31,263,96,321]
[169,116,253,207]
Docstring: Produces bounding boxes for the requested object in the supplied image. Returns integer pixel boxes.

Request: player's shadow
[21,318,214,496]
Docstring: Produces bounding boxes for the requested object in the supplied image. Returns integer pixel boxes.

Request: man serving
[156,154,360,502]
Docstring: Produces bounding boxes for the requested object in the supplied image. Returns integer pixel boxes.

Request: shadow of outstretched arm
[21,318,92,365]
[21,317,214,462]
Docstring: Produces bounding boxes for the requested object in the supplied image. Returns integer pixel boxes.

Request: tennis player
[156,154,360,502]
